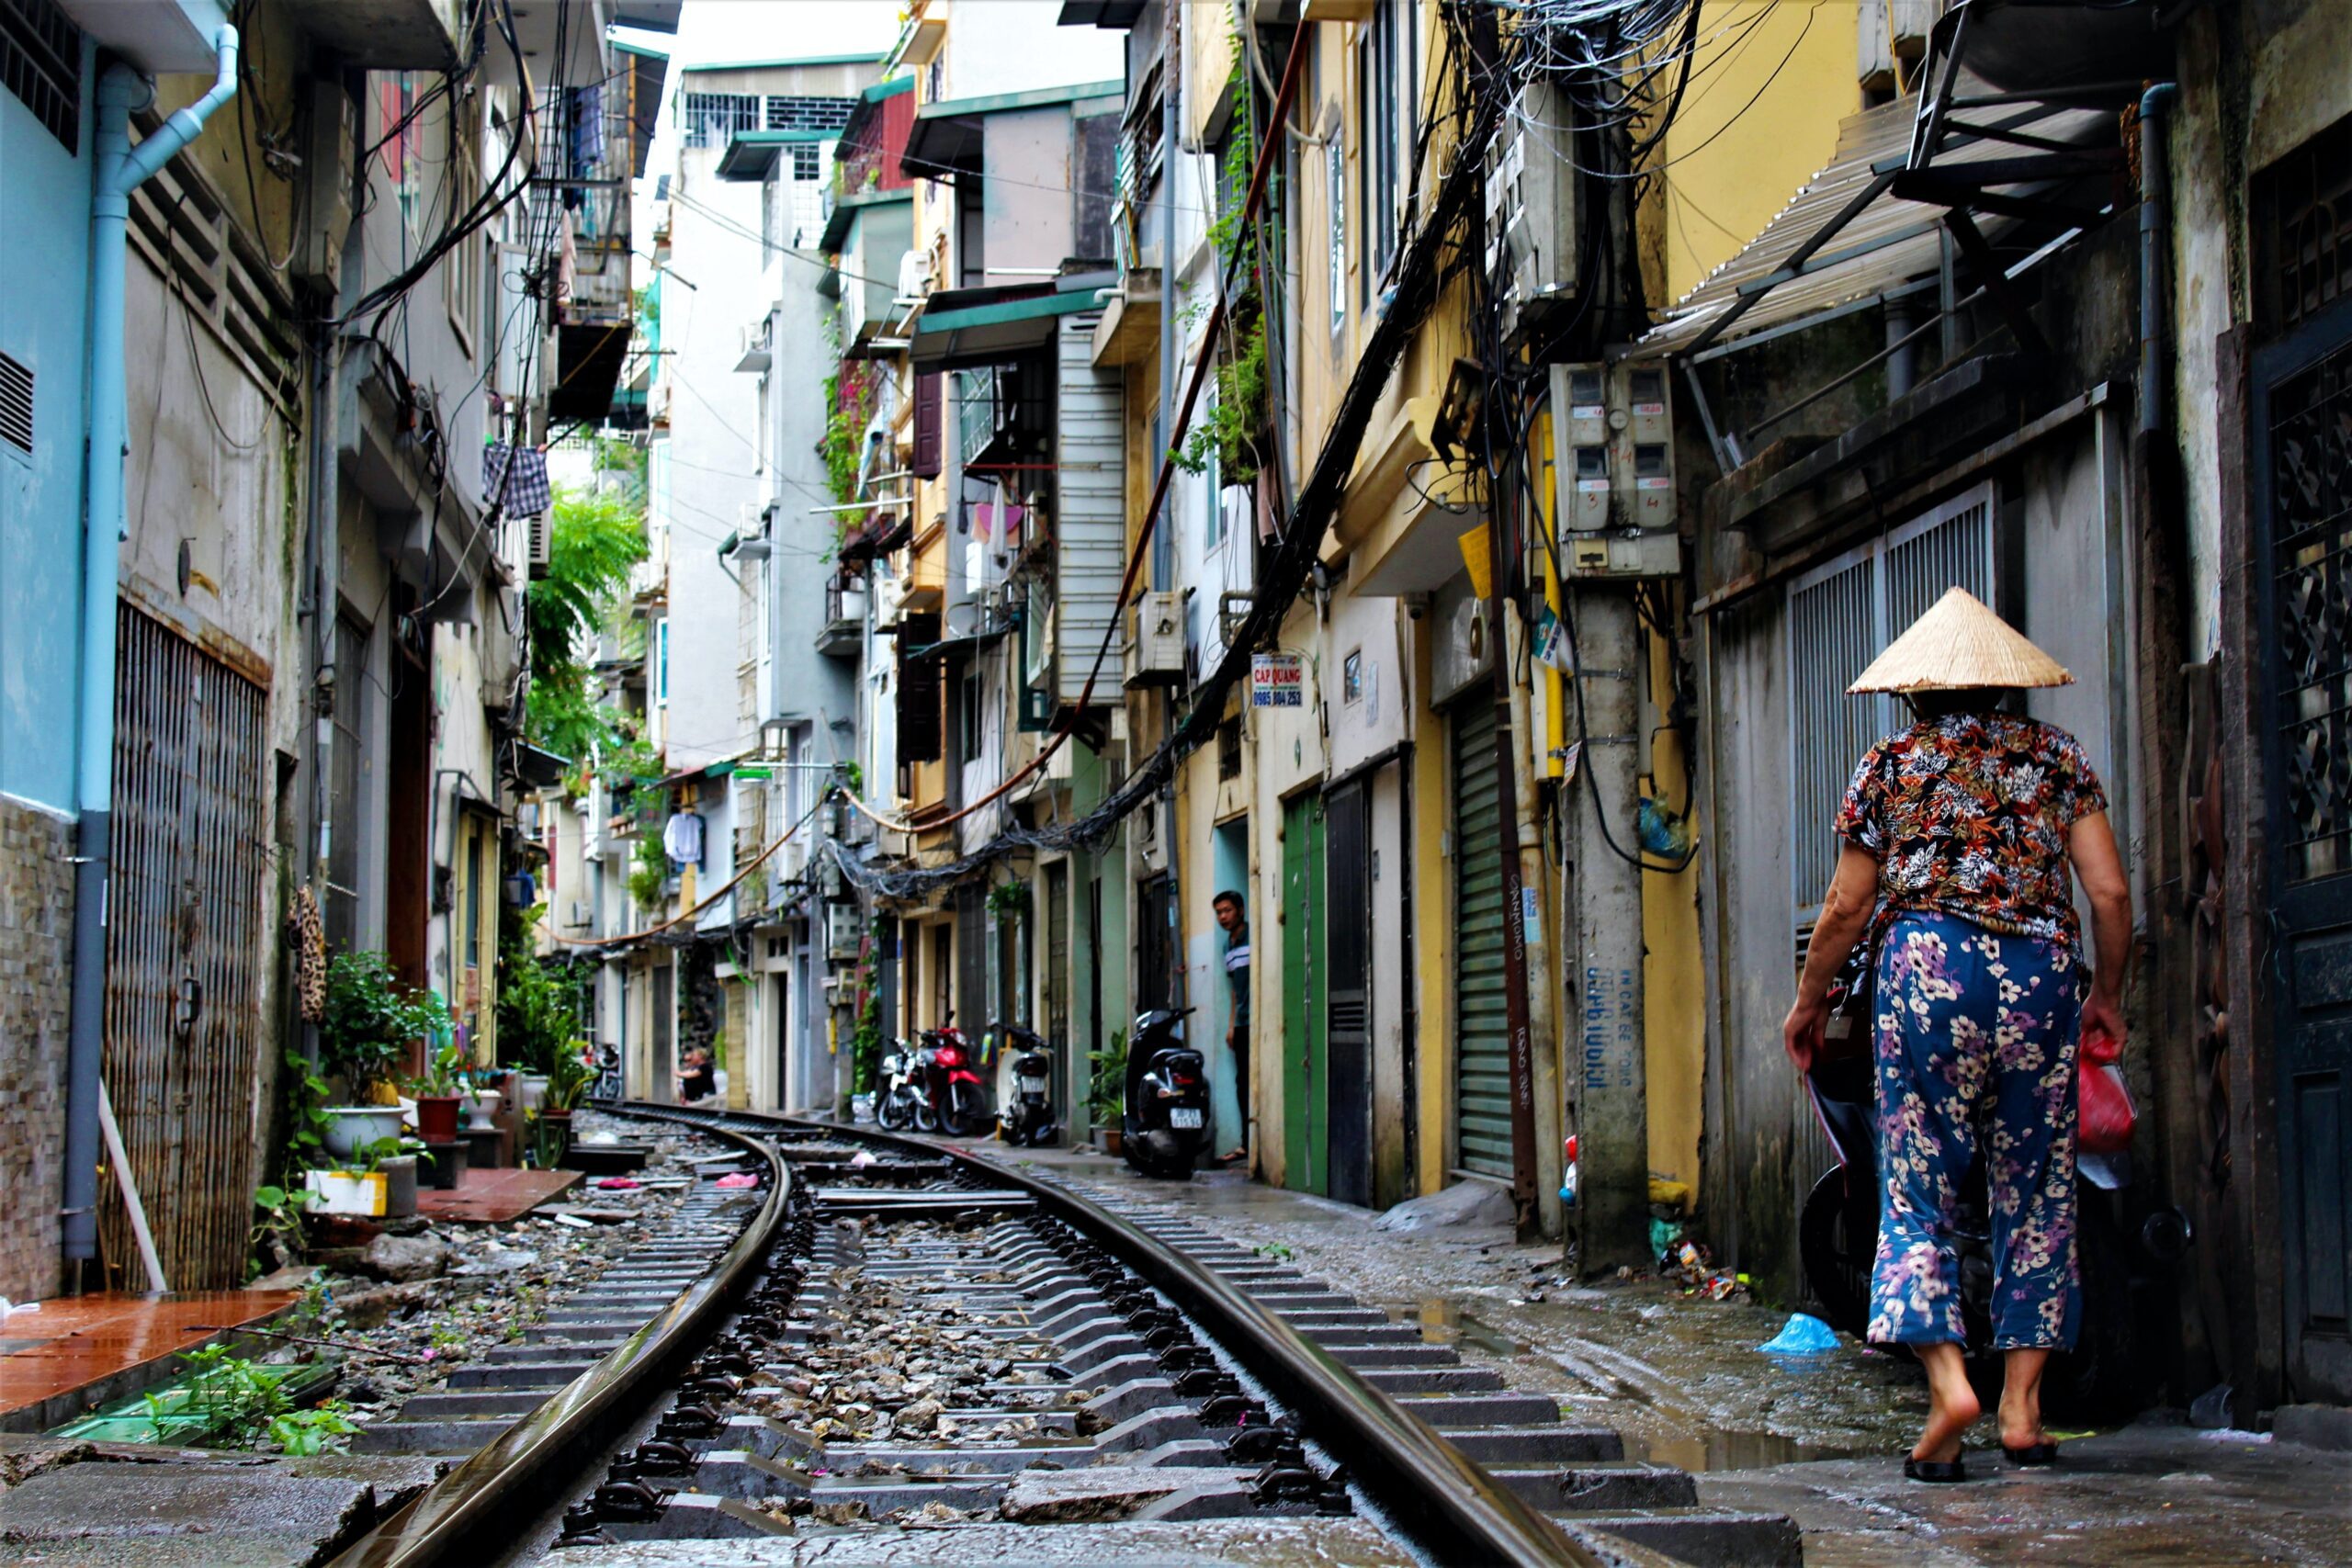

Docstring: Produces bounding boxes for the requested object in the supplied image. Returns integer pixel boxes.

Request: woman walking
[1781,588,2132,1482]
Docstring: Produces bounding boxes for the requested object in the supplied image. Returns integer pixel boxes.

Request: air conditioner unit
[735,319,773,374]
[1123,591,1185,688]
[565,899,592,928]
[526,512,552,580]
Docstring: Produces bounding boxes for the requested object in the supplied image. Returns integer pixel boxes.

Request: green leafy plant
[321,953,451,1103]
[628,829,669,911]
[408,1034,467,1098]
[1086,1028,1127,1124]
[278,1046,336,1171]
[496,904,578,1073]
[986,877,1031,919]
[344,1134,408,1177]
[149,1347,293,1446]
[850,980,884,1094]
[269,1401,357,1456]
[524,486,649,761]
[543,1039,596,1113]
[820,365,879,506]
[250,1183,317,1263]
[1256,1241,1295,1263]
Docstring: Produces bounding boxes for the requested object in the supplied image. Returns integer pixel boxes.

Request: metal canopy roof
[910,289,1101,369]
[901,78,1125,176]
[718,128,836,181]
[1638,85,2110,359]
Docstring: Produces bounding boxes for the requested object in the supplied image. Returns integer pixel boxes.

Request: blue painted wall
[0,38,96,812]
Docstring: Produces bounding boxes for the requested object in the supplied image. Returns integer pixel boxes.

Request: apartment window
[656,617,671,708]
[1201,389,1222,548]
[682,91,760,149]
[447,105,482,357]
[960,668,984,762]
[2256,112,2352,333]
[1327,129,1347,333]
[2,0,81,152]
[1356,0,1416,301]
[1342,649,1364,704]
[1218,716,1243,781]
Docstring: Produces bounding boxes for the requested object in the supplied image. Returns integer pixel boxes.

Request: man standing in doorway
[1213,889,1250,1162]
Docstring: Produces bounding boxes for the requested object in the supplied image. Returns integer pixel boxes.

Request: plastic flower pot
[413,1094,463,1143]
[321,1107,404,1161]
[537,1109,574,1168]
[380,1155,420,1218]
[512,1073,549,1118]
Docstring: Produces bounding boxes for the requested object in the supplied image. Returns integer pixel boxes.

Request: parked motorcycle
[920,1017,987,1137]
[990,1021,1057,1147]
[1795,951,2146,1420]
[875,1040,924,1132]
[1120,1007,1209,1179]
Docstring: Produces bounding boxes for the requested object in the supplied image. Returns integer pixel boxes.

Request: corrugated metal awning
[1638,90,2110,359]
[909,288,1101,369]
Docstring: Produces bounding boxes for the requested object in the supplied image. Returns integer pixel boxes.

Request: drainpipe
[62,27,241,1273]
[2137,83,2177,439]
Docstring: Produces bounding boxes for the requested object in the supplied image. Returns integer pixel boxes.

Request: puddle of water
[1632,1428,1853,1472]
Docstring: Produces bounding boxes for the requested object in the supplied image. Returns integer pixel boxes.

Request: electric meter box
[1549,362,1678,536]
[1484,81,1580,344]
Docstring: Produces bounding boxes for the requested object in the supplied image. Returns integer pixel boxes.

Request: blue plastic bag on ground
[1757,1313,1840,1355]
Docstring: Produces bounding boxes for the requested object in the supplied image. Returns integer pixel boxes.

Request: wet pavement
[955,1137,2351,1565]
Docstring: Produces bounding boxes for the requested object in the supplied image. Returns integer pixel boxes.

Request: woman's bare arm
[1782,845,1881,1068]
[2069,810,2132,1045]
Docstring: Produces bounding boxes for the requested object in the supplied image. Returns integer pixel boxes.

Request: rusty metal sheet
[105,604,271,1291]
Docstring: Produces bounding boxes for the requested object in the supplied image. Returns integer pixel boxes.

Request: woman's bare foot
[1999,1348,2051,1450]
[1911,1343,1981,1463]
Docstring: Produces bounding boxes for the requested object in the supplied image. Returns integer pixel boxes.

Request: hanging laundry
[662,809,705,868]
[482,444,551,518]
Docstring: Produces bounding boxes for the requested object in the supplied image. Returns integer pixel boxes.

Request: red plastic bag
[2078,1023,2136,1154]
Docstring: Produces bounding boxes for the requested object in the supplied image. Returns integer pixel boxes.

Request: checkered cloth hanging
[483,443,551,518]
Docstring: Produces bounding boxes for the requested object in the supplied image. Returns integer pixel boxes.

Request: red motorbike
[920,1017,987,1137]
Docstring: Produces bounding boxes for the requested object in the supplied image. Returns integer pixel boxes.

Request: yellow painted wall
[1642,620,1704,1198]
[1645,1,1863,306]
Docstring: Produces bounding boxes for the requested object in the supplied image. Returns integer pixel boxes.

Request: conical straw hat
[1848,586,2073,694]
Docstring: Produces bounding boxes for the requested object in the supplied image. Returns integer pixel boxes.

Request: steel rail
[325,1118,791,1568]
[639,1102,1597,1568]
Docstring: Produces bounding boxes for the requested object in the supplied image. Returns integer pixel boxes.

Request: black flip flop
[1904,1456,1968,1483]
[2001,1441,2060,1467]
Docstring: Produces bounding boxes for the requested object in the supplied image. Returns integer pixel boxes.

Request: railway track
[331,1107,1798,1567]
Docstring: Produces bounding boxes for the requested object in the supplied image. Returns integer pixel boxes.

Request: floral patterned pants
[1868,912,2081,1349]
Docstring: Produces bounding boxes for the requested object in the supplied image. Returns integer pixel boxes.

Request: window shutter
[896,612,943,761]
[911,372,943,479]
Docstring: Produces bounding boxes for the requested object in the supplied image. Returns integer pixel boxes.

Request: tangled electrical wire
[837,17,1514,904]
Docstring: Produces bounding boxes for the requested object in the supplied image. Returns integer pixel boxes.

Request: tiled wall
[0,795,71,1303]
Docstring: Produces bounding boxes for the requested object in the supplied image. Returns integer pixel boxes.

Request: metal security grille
[0,349,30,453]
[1785,483,1995,918]
[681,91,759,148]
[2269,339,2352,883]
[2,0,80,152]
[2258,114,2352,334]
[1452,697,1513,1180]
[106,604,270,1290]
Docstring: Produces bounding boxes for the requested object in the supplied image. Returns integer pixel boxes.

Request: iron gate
[106,604,271,1290]
[2256,297,2352,1404]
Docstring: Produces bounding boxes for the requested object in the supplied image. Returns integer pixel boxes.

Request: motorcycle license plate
[1169,1108,1204,1129]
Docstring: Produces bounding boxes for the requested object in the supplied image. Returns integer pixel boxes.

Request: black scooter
[1120,1007,1210,1179]
[991,1021,1058,1147]
[1796,952,2143,1420]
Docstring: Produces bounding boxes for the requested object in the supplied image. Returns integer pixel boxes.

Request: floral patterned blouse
[1836,712,2108,950]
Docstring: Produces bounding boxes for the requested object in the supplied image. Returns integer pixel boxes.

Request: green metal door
[1453,699,1513,1179]
[1283,794,1329,1194]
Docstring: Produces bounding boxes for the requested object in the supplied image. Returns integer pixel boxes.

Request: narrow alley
[1,0,2348,1563]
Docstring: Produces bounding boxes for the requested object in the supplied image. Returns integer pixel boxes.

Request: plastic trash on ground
[714,1171,760,1189]
[848,1150,878,1168]
[1757,1313,1840,1355]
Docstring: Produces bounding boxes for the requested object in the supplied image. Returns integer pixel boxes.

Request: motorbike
[1795,949,2153,1420]
[875,1040,925,1132]
[990,1021,1057,1147]
[919,1017,987,1137]
[1120,1007,1210,1179]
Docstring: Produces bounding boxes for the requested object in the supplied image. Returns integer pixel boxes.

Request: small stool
[462,1125,503,1172]
[421,1139,468,1190]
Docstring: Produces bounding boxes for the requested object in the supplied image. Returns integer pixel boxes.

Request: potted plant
[319,954,451,1160]
[1087,1031,1126,1156]
[462,1072,502,1133]
[407,1035,468,1143]
[495,907,574,1114]
[534,1039,596,1167]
